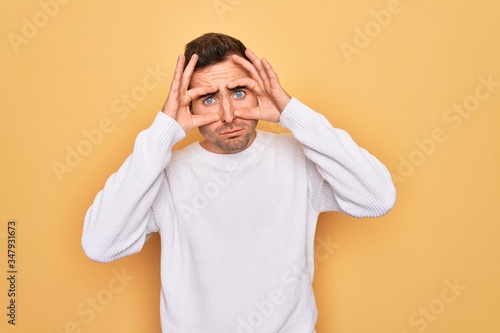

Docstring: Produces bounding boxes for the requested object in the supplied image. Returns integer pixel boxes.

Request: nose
[220,98,236,123]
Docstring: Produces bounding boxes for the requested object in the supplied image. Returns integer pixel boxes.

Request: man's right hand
[161,54,220,133]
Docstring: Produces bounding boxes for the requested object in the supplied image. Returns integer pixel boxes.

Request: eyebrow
[196,86,248,100]
[196,89,218,101]
[228,85,247,91]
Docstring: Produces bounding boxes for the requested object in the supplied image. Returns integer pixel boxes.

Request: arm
[279,98,396,217]
[82,54,220,263]
[81,115,185,262]
[231,50,395,218]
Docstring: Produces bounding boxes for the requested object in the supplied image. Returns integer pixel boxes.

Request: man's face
[190,58,258,154]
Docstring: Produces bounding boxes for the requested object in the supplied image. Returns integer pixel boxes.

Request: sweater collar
[188,130,267,169]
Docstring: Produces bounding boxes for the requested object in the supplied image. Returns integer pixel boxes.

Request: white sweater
[82,97,396,333]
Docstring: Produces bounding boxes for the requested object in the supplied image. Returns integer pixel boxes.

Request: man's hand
[161,54,220,133]
[229,49,291,123]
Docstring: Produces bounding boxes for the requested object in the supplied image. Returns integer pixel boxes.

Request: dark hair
[184,33,250,71]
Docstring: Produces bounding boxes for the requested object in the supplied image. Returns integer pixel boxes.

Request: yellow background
[1,0,499,332]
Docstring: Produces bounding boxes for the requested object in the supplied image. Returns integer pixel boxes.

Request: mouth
[220,129,243,136]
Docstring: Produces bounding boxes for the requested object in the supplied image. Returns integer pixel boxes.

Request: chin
[218,128,257,152]
[200,120,258,153]
[217,137,250,152]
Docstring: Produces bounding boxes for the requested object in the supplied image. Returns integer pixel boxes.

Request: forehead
[190,59,251,88]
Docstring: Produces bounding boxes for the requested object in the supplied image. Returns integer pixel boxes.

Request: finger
[191,113,220,129]
[174,54,185,77]
[261,57,291,110]
[261,58,282,89]
[231,54,264,88]
[180,54,199,92]
[227,77,257,91]
[162,55,185,114]
[245,49,271,89]
[234,107,261,120]
[165,55,184,98]
[185,85,219,104]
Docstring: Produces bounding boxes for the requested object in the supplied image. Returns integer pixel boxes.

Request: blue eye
[204,96,215,105]
[234,90,245,99]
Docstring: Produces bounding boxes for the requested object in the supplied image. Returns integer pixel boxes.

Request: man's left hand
[229,50,291,123]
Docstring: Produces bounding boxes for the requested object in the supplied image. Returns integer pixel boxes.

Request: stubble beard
[199,120,258,153]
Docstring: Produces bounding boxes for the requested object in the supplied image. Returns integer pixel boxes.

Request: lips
[221,129,243,136]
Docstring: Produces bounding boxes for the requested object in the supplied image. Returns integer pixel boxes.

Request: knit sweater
[82,97,396,333]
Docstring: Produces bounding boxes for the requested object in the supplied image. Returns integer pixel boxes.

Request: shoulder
[257,130,305,160]
[167,142,201,173]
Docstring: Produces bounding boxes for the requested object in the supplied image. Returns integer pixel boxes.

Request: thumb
[234,107,260,120]
[191,113,220,129]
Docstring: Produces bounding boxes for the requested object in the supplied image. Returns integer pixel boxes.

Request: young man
[82,33,396,332]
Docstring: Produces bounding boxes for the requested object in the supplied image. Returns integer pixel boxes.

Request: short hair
[184,32,250,71]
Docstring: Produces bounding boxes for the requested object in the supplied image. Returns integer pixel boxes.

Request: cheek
[198,121,219,136]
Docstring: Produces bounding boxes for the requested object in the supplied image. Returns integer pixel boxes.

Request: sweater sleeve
[279,97,396,218]
[81,112,186,262]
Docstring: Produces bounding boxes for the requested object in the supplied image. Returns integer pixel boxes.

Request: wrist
[277,94,292,113]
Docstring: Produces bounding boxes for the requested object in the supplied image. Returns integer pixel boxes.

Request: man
[82,33,396,332]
